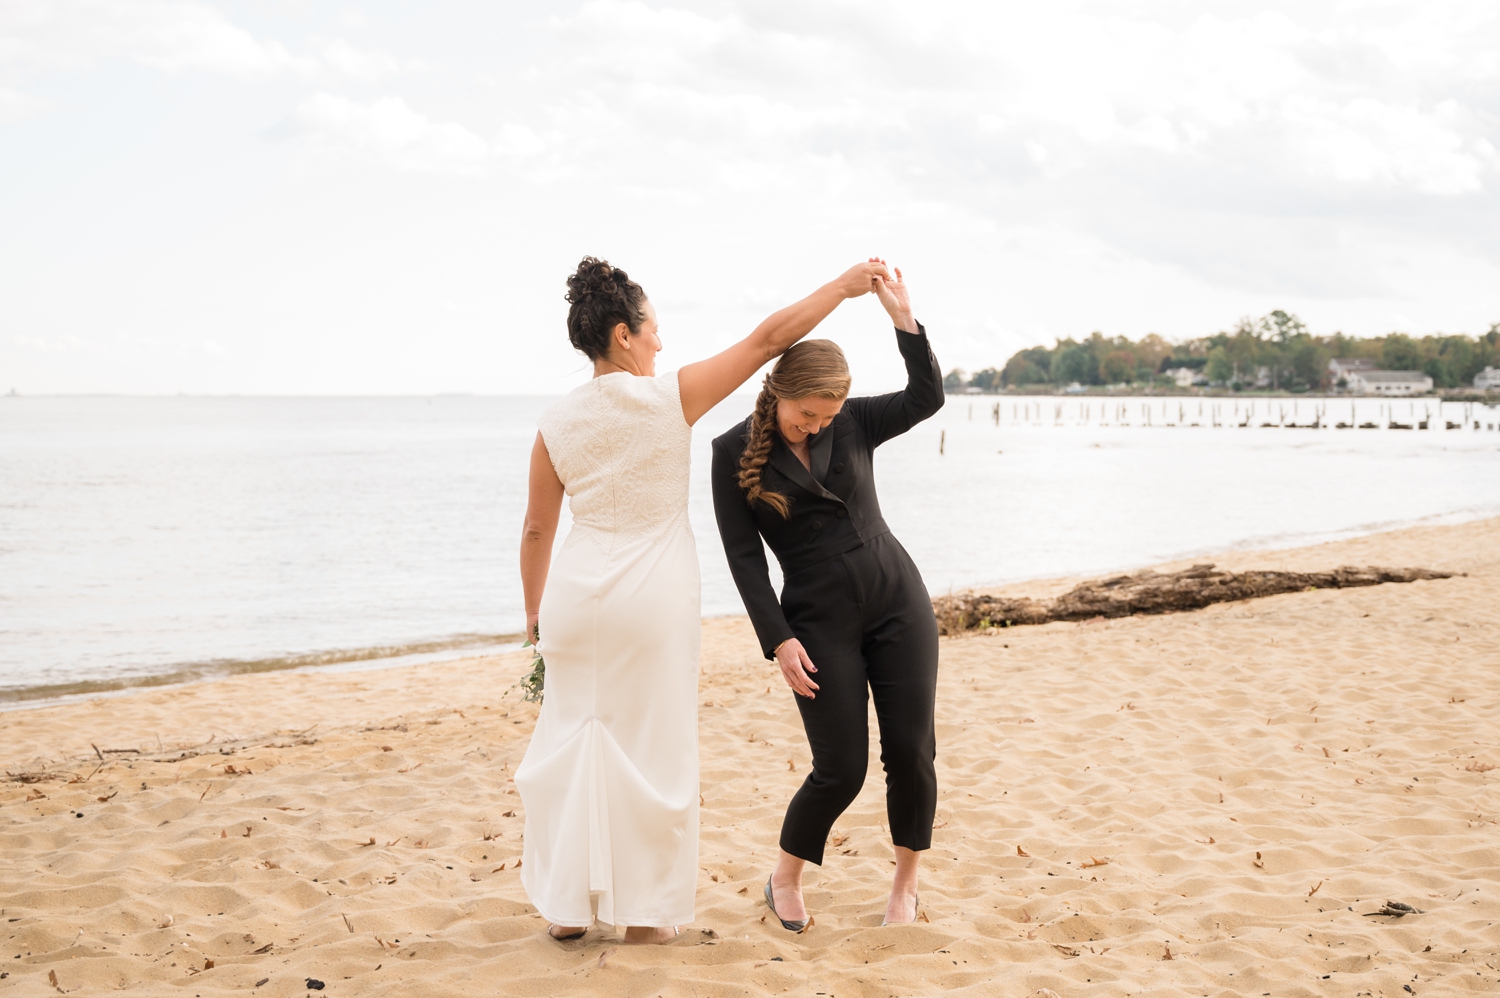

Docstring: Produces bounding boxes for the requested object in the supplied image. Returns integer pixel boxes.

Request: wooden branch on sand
[932,564,1455,635]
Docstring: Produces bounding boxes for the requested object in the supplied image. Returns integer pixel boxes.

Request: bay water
[2,393,1497,704]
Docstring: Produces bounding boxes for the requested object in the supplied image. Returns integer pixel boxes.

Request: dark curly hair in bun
[564,256,648,361]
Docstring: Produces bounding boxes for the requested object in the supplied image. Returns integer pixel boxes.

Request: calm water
[2,393,1497,702]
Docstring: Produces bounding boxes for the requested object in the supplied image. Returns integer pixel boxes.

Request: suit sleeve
[711,436,796,660]
[846,322,944,447]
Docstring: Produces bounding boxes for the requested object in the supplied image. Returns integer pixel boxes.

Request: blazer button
[811,520,823,530]
[834,462,845,473]
[836,508,847,519]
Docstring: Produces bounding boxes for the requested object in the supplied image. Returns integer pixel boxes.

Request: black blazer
[711,324,944,659]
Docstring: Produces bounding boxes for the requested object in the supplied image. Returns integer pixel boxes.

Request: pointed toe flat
[764,876,808,932]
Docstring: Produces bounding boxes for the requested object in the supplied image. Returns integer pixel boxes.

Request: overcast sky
[2,0,1497,395]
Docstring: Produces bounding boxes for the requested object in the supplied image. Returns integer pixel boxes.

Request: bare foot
[883,889,918,925]
[622,926,678,945]
[547,925,587,940]
[884,844,921,925]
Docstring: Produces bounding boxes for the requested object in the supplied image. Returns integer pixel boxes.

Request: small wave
[0,633,524,708]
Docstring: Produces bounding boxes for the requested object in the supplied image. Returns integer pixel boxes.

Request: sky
[2,0,1498,395]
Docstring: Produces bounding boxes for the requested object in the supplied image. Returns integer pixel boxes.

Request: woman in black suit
[710,265,943,928]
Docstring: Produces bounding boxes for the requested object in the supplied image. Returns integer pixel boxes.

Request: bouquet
[511,627,545,704]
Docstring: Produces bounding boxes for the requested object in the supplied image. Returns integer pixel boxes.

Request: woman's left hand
[871,260,917,333]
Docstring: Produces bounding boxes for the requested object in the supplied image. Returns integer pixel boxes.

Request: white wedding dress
[516,369,700,928]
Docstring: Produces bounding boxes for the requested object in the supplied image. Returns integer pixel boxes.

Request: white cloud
[1292,97,1487,194]
[321,38,403,83]
[11,333,83,353]
[286,93,491,176]
[0,86,49,121]
[6,0,1500,394]
[0,2,411,81]
[0,0,314,76]
[493,0,1500,296]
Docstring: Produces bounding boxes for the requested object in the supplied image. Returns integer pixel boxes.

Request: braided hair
[564,256,648,360]
[737,339,851,518]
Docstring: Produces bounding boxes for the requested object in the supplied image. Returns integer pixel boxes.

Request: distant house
[1167,367,1207,388]
[1346,370,1434,396]
[1328,358,1378,384]
[1475,367,1500,390]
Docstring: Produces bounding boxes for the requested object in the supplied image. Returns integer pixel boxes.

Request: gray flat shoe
[764,876,807,932]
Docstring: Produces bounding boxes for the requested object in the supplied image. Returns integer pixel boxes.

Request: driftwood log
[932,564,1454,635]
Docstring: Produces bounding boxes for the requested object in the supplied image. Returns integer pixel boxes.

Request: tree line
[947,311,1500,393]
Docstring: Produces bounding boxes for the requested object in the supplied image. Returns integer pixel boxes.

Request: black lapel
[809,426,833,483]
[768,436,840,502]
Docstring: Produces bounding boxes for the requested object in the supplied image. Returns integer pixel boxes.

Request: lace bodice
[538,370,692,537]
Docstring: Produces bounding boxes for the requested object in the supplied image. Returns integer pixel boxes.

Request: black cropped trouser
[777,532,939,865]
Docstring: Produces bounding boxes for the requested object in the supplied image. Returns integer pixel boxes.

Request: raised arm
[519,432,565,642]
[846,265,944,446]
[677,259,890,426]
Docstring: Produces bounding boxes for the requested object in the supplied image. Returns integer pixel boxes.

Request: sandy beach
[2,516,1497,997]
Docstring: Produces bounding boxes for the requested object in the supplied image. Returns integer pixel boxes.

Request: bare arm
[677,259,890,426]
[519,432,565,641]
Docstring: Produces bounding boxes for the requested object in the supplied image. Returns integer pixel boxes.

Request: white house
[1475,367,1500,390]
[1167,367,1207,388]
[1346,370,1433,396]
[1329,358,1377,384]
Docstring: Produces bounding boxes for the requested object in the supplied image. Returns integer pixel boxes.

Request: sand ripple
[2,517,1498,996]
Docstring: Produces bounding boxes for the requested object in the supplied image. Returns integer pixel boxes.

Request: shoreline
[0,634,525,714]
[5,506,1496,713]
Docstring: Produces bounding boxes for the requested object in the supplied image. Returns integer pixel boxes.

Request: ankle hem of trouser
[778,835,825,867]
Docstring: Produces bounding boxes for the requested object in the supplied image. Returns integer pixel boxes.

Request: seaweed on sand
[932,564,1455,634]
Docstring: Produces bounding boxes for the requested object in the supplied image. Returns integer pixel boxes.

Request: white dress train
[516,369,700,928]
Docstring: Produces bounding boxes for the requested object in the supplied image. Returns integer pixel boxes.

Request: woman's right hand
[525,612,540,645]
[774,638,820,698]
[830,259,891,300]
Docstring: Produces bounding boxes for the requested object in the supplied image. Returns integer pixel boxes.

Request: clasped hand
[831,258,916,333]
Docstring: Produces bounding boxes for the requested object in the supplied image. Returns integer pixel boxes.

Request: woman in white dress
[516,255,892,944]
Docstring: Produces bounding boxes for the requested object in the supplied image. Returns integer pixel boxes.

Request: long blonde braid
[738,382,790,517]
[736,339,851,519]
